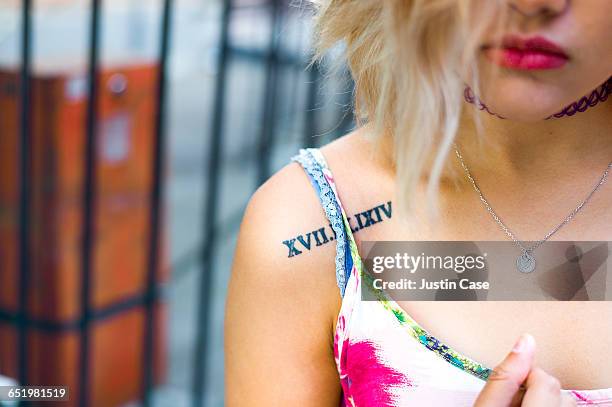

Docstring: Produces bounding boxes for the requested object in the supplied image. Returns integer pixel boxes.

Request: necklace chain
[454,145,612,255]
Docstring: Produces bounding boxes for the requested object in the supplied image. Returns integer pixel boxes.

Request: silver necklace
[454,145,611,273]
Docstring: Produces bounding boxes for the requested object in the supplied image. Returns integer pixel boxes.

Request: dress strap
[291,148,354,297]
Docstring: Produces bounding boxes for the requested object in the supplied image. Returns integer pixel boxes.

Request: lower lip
[484,47,568,70]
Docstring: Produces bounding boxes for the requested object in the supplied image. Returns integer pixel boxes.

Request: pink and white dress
[292,148,612,406]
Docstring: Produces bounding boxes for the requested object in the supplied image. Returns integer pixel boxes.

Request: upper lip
[485,34,569,58]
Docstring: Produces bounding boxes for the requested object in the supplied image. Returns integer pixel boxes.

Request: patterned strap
[291,148,353,297]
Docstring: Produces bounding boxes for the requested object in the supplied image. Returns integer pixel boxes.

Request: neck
[455,100,612,180]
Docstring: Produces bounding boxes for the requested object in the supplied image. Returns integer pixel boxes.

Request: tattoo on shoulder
[281,201,392,258]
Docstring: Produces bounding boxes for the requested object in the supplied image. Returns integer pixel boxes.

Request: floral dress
[292,148,612,406]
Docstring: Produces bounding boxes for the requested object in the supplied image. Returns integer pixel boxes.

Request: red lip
[500,35,568,56]
[483,35,569,70]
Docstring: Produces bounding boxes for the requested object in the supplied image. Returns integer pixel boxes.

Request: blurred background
[0,0,355,405]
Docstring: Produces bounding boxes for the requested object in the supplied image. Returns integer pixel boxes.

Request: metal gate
[0,0,354,405]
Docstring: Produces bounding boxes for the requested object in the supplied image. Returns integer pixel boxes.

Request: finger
[508,384,526,407]
[521,367,561,406]
[473,333,536,407]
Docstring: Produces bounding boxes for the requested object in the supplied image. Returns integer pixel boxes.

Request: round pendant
[516,252,536,273]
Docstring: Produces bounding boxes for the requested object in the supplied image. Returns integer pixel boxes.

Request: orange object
[0,63,168,318]
[0,303,167,407]
[0,63,169,406]
[0,64,159,203]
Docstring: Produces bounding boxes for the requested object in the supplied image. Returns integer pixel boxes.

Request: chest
[396,300,612,389]
[349,194,612,390]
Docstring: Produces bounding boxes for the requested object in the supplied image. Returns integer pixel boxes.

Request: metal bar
[287,14,309,137]
[192,0,232,405]
[302,62,320,147]
[256,0,283,185]
[79,0,102,405]
[1,291,163,333]
[228,44,304,67]
[142,0,173,404]
[17,0,33,386]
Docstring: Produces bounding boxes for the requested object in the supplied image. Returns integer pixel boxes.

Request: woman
[225,0,612,405]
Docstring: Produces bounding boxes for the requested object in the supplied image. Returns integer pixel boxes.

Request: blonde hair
[309,0,508,218]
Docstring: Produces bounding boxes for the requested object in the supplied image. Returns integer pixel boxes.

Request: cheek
[569,30,612,88]
[580,0,612,26]
[571,1,612,65]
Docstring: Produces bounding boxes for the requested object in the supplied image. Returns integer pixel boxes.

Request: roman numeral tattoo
[282,201,392,258]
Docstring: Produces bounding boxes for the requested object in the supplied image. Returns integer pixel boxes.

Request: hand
[473,333,576,407]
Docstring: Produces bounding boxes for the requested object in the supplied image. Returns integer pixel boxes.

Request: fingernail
[512,333,532,353]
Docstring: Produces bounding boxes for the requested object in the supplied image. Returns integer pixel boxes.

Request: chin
[489,104,560,122]
[478,86,570,121]
[472,70,580,121]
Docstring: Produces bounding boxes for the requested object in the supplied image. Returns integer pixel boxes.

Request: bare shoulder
[226,132,371,327]
[236,160,337,281]
[225,138,365,404]
[235,126,371,280]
